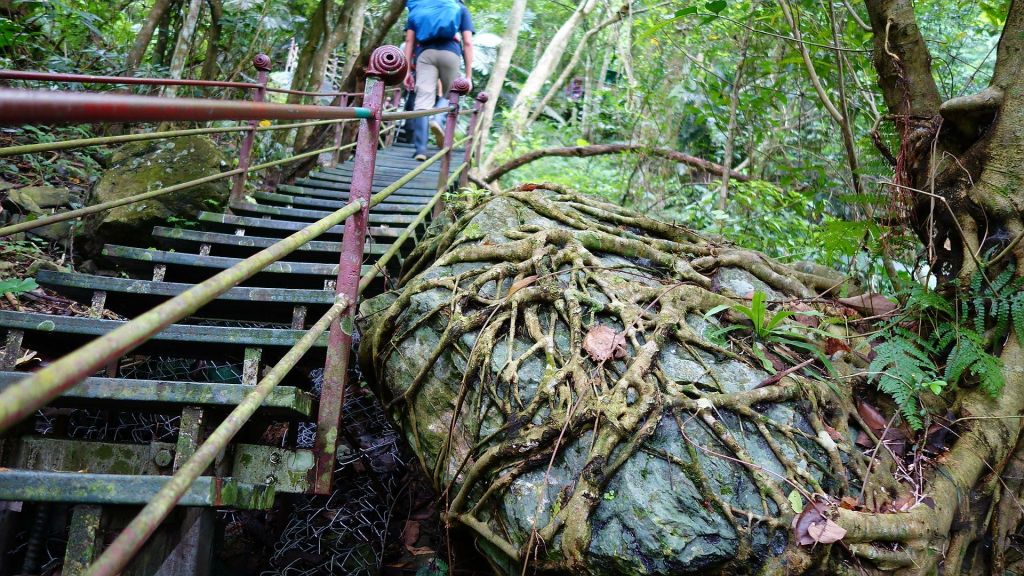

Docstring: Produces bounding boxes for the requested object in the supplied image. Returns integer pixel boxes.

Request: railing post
[311,46,407,496]
[459,92,487,189]
[230,54,271,203]
[329,94,349,167]
[434,77,471,217]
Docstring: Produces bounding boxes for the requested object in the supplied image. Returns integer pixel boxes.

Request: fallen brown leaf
[506,275,538,298]
[806,519,846,544]
[583,324,627,362]
[837,293,898,317]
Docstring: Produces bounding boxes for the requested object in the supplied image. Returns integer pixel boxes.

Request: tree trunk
[287,0,330,104]
[164,0,204,97]
[339,0,367,81]
[484,0,601,168]
[126,0,175,71]
[525,3,629,128]
[821,2,1024,573]
[152,1,177,69]
[280,0,406,181]
[716,24,753,210]
[199,0,223,81]
[475,0,527,169]
[294,0,367,149]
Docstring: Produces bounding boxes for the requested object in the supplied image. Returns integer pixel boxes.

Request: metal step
[0,371,314,417]
[277,184,431,205]
[227,201,417,225]
[36,271,335,324]
[0,310,326,360]
[252,191,427,214]
[305,169,439,188]
[0,470,274,509]
[101,245,379,289]
[152,227,391,262]
[294,177,438,196]
[196,211,404,240]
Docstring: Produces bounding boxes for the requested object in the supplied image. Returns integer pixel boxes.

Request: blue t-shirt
[405,4,474,57]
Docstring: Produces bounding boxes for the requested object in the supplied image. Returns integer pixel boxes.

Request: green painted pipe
[0,141,357,238]
[84,297,347,576]
[0,119,355,157]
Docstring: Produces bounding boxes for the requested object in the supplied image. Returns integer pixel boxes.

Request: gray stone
[11,186,73,210]
[362,192,839,575]
[83,136,229,250]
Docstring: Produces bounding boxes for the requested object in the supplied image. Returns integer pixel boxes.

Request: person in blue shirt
[403,0,475,160]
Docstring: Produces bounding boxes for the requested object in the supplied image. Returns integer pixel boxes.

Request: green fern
[868,333,937,430]
[868,265,1021,430]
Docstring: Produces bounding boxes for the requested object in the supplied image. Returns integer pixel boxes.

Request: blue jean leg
[412,115,428,156]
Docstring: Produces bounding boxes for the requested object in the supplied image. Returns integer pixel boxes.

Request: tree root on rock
[359,183,1024,575]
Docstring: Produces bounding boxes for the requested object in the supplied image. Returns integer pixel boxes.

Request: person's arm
[461,30,473,90]
[404,29,416,90]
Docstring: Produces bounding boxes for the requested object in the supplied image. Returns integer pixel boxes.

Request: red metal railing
[0,44,489,574]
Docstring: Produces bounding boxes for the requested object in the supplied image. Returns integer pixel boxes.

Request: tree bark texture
[163,0,204,97]
[126,0,176,71]
[475,0,528,168]
[199,0,223,81]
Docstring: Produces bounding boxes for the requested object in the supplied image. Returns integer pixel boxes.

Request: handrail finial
[451,77,471,96]
[252,54,272,72]
[366,46,408,85]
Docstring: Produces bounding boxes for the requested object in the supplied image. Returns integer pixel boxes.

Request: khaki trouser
[414,49,461,110]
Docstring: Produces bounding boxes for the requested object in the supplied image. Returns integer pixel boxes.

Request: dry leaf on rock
[506,275,538,298]
[792,502,846,545]
[402,520,420,551]
[806,519,846,544]
[837,293,898,317]
[583,325,627,362]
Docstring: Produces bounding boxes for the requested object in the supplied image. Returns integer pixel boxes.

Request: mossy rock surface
[84,136,229,249]
[361,185,864,575]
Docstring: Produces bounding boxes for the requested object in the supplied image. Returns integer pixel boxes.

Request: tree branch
[483,144,750,183]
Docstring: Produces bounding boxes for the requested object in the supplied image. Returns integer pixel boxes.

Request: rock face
[361,186,863,575]
[83,136,229,249]
[1,185,83,244]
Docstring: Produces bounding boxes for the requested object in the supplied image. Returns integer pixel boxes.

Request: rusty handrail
[0,89,373,125]
[84,295,349,576]
[0,45,494,575]
[381,106,461,121]
[0,70,399,100]
[0,69,261,90]
[0,118,357,157]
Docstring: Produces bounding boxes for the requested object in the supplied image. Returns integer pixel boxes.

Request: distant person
[403,0,474,161]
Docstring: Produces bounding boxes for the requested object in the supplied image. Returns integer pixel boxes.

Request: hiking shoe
[429,121,445,148]
[414,153,427,161]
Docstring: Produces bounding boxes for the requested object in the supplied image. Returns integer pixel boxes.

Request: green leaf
[0,278,38,294]
[703,304,733,318]
[705,0,727,13]
[788,489,804,513]
[675,6,699,17]
[574,138,590,147]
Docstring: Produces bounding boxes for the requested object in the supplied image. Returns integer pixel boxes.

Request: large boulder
[83,136,229,249]
[360,185,870,575]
